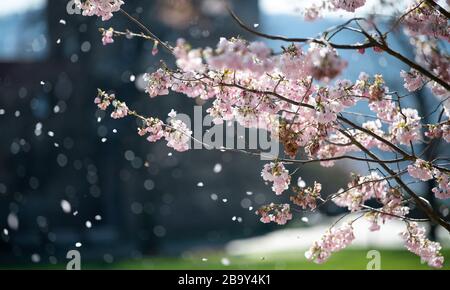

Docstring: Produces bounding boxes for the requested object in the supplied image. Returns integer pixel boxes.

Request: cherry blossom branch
[98,86,431,173]
[424,0,450,19]
[339,129,450,232]
[165,66,449,178]
[381,43,450,91]
[354,20,450,91]
[227,7,375,50]
[110,93,407,168]
[170,69,448,175]
[181,72,414,158]
[229,6,450,91]
[322,170,406,203]
[119,8,174,53]
[386,0,425,34]
[337,116,412,158]
[99,28,155,41]
[361,205,430,222]
[284,155,407,165]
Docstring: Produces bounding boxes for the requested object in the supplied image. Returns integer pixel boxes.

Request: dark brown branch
[339,129,450,233]
[354,21,450,91]
[119,9,173,53]
[227,8,375,50]
[283,155,407,165]
[337,116,412,158]
[361,205,430,222]
[382,44,450,91]
[425,0,450,19]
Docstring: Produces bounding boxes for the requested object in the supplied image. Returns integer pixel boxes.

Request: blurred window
[0,0,49,62]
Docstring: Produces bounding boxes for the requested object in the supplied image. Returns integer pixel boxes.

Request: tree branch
[425,0,450,19]
[227,7,375,50]
[339,129,450,232]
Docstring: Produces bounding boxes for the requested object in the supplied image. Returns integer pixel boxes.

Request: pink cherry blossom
[443,124,450,142]
[304,6,321,22]
[144,69,171,98]
[400,222,444,268]
[402,1,449,41]
[102,28,114,46]
[365,212,381,232]
[400,69,424,92]
[333,172,388,212]
[432,170,450,200]
[261,162,291,195]
[110,100,128,119]
[362,187,409,232]
[290,181,322,210]
[332,0,366,12]
[138,117,164,143]
[369,100,397,123]
[256,203,292,225]
[368,74,387,101]
[407,159,434,181]
[75,0,124,21]
[304,44,347,82]
[305,223,355,264]
[94,91,112,110]
[174,39,205,72]
[164,114,192,152]
[152,41,159,56]
[425,124,443,139]
[391,108,421,145]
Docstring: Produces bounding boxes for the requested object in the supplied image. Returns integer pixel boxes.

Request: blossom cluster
[94,89,128,119]
[332,172,411,232]
[331,0,366,12]
[164,110,192,152]
[425,124,450,142]
[391,108,422,145]
[261,162,291,195]
[256,203,293,225]
[333,172,388,212]
[305,223,355,263]
[102,28,114,45]
[400,69,425,92]
[304,44,348,82]
[410,38,450,105]
[400,222,444,268]
[407,159,434,181]
[402,1,449,41]
[95,90,191,152]
[136,110,192,152]
[143,39,430,162]
[304,5,321,22]
[368,188,410,231]
[290,181,322,210]
[75,0,124,21]
[304,0,366,21]
[408,159,449,199]
[433,170,450,200]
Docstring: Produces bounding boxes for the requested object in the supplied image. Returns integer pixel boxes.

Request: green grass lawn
[7,248,450,270]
